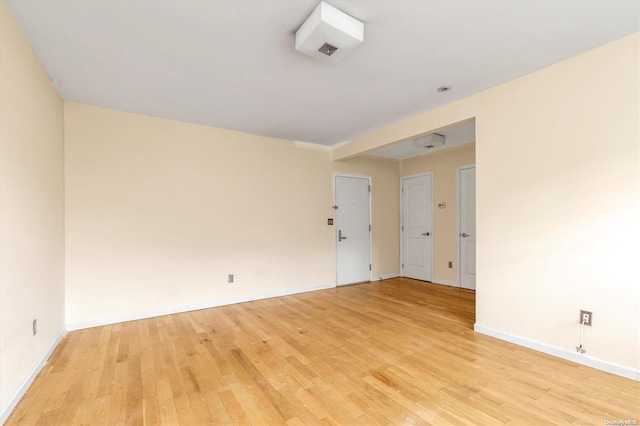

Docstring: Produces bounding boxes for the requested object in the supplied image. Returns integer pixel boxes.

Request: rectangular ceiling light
[295,1,364,64]
[413,133,446,149]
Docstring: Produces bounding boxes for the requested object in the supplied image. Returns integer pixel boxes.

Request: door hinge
[369,264,372,271]
[368,185,371,192]
[402,187,404,193]
[402,263,404,269]
[369,224,371,231]
[402,225,404,231]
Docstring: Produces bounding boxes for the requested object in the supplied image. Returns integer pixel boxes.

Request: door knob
[421,232,430,236]
[460,233,469,237]
[338,230,347,241]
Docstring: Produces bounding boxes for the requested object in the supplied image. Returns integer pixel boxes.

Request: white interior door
[402,174,433,282]
[335,175,371,286]
[459,166,476,290]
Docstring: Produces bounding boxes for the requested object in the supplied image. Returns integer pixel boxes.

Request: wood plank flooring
[7,278,640,425]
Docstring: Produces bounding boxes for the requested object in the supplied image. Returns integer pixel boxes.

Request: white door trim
[400,172,434,281]
[456,163,476,287]
[334,173,372,285]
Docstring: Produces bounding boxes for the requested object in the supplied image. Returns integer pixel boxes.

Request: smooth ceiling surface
[6,1,639,146]
[369,120,476,160]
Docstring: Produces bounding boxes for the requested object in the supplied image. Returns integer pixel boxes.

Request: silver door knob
[421,232,430,236]
[338,230,347,241]
[460,233,469,237]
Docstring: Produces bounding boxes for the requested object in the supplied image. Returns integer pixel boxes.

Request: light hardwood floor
[7,278,639,425]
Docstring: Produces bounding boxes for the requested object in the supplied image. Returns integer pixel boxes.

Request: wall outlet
[32,319,37,336]
[228,274,234,283]
[580,310,592,326]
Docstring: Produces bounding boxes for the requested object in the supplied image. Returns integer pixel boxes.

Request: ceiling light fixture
[295,1,364,64]
[413,133,445,149]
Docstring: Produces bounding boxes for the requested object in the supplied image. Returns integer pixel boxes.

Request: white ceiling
[7,1,639,146]
[369,120,476,160]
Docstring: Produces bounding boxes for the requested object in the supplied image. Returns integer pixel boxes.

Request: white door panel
[335,176,371,286]
[459,166,476,290]
[402,174,433,282]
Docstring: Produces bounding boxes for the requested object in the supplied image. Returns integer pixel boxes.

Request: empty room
[1,0,639,424]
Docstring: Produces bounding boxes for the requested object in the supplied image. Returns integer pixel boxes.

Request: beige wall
[334,33,640,371]
[64,104,401,327]
[65,103,338,326]
[475,33,638,369]
[0,1,65,414]
[401,143,476,283]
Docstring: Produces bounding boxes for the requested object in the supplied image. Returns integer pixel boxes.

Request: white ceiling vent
[295,1,364,64]
[413,133,445,149]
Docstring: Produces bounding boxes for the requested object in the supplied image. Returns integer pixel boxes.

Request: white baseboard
[67,282,336,331]
[376,272,400,281]
[474,324,639,382]
[1,325,67,424]
[432,278,459,287]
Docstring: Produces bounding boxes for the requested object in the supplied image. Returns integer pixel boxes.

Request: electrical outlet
[580,310,592,326]
[228,274,234,283]
[32,319,37,336]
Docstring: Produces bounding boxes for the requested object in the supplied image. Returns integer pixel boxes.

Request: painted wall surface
[474,33,639,370]
[400,143,476,284]
[335,33,640,371]
[64,105,406,328]
[333,156,400,278]
[0,0,65,413]
[64,103,339,326]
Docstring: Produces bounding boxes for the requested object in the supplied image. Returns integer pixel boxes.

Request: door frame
[456,163,476,287]
[334,173,373,285]
[400,172,434,281]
